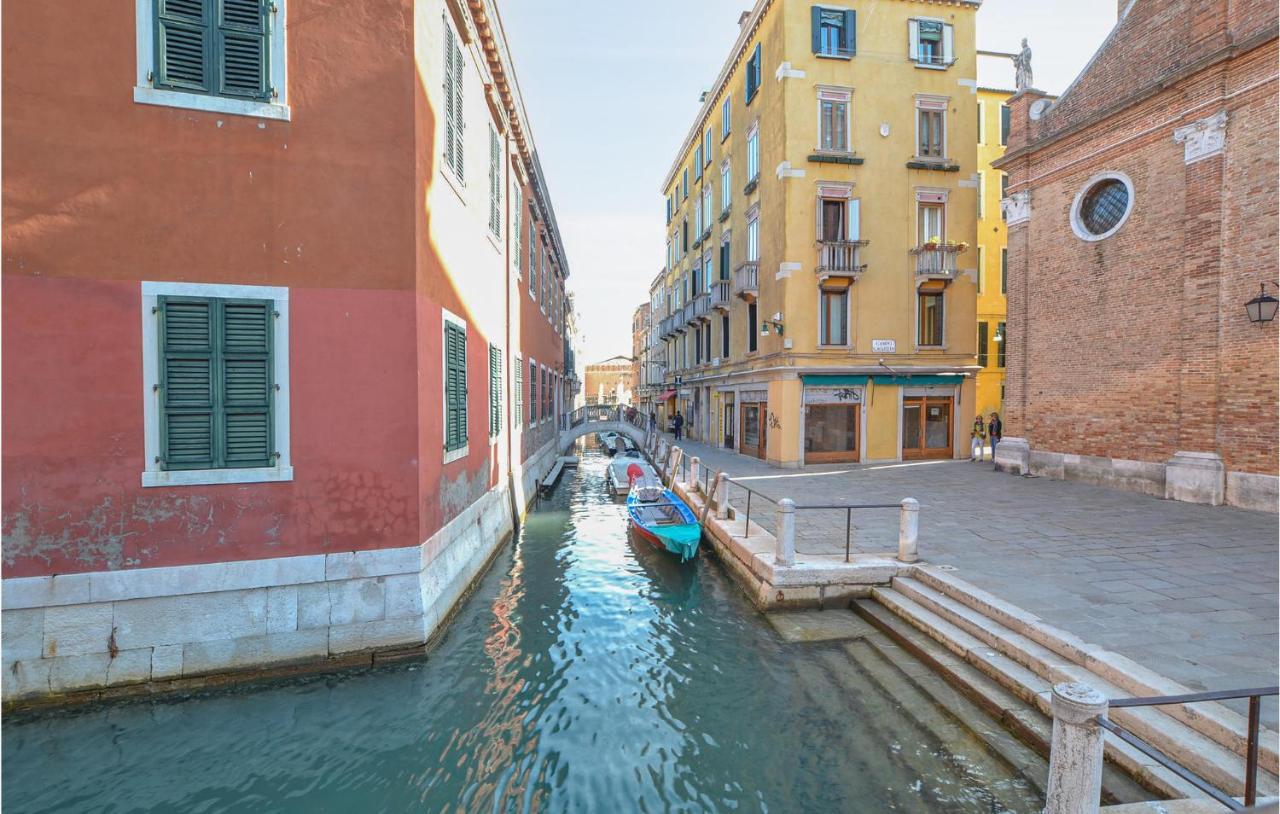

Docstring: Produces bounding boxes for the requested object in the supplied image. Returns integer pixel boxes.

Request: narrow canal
[3,451,1042,813]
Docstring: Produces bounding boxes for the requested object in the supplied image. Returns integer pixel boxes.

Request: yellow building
[975,73,1010,420]
[654,0,981,467]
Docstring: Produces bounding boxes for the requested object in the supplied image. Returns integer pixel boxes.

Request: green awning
[802,373,966,387]
[801,374,869,386]
[871,374,966,386]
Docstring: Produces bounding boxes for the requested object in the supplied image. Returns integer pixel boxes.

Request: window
[818,88,850,151]
[682,218,689,253]
[694,197,703,236]
[977,100,985,144]
[529,234,538,297]
[721,314,730,357]
[702,188,713,232]
[977,171,985,219]
[977,322,989,367]
[747,210,760,261]
[512,184,523,271]
[1071,174,1134,241]
[909,19,953,67]
[812,7,855,57]
[820,198,847,242]
[745,43,762,103]
[720,161,732,214]
[1001,173,1009,200]
[976,245,985,293]
[705,128,714,166]
[138,0,287,120]
[1000,104,1011,146]
[997,322,1007,367]
[443,19,466,184]
[722,97,731,139]
[918,289,944,346]
[918,202,945,244]
[695,145,704,180]
[514,355,523,425]
[143,284,289,487]
[683,169,689,200]
[719,239,731,280]
[666,195,673,225]
[819,288,848,345]
[703,252,714,292]
[746,125,760,182]
[1000,248,1008,293]
[529,358,538,423]
[444,314,468,457]
[694,326,703,364]
[917,107,945,158]
[748,303,759,352]
[488,124,502,238]
[705,321,713,359]
[488,344,502,437]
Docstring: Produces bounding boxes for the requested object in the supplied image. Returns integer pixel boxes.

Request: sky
[500,0,1118,364]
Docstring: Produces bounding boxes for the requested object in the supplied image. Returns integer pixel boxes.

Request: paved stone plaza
[664,436,1279,725]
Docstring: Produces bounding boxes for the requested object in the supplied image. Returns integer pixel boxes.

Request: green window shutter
[977,321,989,367]
[530,360,538,421]
[811,6,822,53]
[1000,104,1011,145]
[159,296,217,469]
[453,36,465,184]
[488,344,502,437]
[997,322,1007,368]
[444,322,468,451]
[156,0,213,94]
[221,299,274,467]
[845,11,856,54]
[443,24,457,175]
[217,0,270,100]
[514,357,523,426]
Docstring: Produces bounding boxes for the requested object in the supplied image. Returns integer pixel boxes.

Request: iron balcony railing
[733,261,759,300]
[710,280,731,311]
[910,244,964,279]
[816,239,868,282]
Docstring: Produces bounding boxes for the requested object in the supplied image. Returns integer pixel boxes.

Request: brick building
[994,0,1278,510]
[584,356,634,407]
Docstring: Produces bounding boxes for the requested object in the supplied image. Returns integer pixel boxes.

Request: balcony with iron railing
[910,243,965,280]
[732,261,759,301]
[710,280,731,311]
[816,240,868,283]
[689,291,711,323]
[673,303,690,333]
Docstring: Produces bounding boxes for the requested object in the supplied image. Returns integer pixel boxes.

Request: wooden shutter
[844,10,856,55]
[530,359,538,422]
[157,0,212,93]
[810,6,822,53]
[488,125,501,236]
[218,0,269,99]
[488,344,502,437]
[908,19,920,62]
[221,299,273,466]
[159,296,217,469]
[444,321,468,451]
[444,24,457,175]
[453,34,465,184]
[942,24,954,65]
[514,357,523,426]
[849,198,861,241]
[978,321,989,367]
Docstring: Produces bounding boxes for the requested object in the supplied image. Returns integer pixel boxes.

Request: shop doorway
[740,402,766,459]
[902,396,953,459]
[805,404,860,463]
[723,396,735,449]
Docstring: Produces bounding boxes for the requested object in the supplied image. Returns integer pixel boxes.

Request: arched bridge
[559,405,652,453]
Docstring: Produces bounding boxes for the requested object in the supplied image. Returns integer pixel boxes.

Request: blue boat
[626,479,701,561]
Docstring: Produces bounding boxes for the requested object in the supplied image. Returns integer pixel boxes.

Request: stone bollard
[715,473,731,519]
[898,498,920,563]
[689,457,701,492]
[775,498,796,567]
[1043,683,1108,814]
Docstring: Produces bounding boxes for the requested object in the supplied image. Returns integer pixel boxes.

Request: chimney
[738,11,751,28]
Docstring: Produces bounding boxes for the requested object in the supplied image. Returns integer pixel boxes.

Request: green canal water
[3,452,1043,813]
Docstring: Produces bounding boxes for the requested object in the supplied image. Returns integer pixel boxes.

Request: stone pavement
[661,434,1279,725]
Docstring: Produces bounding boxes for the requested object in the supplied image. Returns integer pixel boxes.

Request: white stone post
[715,473,731,519]
[775,498,796,567]
[689,456,701,492]
[898,498,920,563]
[1043,683,1108,814]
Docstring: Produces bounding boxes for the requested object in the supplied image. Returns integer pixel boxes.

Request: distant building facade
[585,357,634,407]
[1,0,575,700]
[653,0,981,467]
[994,0,1278,510]
[631,304,652,413]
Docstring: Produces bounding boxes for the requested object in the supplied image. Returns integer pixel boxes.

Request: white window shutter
[943,24,954,64]
[849,199,861,241]
[908,19,920,61]
[815,198,824,241]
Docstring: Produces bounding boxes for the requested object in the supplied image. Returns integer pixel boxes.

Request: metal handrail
[722,476,779,539]
[1099,686,1278,809]
[792,502,902,562]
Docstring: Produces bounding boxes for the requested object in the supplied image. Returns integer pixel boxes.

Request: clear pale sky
[500,0,1118,364]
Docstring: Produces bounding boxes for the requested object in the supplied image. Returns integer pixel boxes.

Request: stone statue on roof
[1013,38,1033,91]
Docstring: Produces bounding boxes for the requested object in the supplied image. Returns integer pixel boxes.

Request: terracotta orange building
[1,0,573,699]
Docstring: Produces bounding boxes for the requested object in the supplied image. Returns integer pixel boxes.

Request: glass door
[805,404,859,463]
[902,401,923,458]
[740,403,765,459]
[902,396,953,459]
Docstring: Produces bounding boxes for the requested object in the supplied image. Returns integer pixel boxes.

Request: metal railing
[732,262,759,299]
[793,501,911,563]
[910,244,964,278]
[816,239,868,280]
[1097,687,1278,810]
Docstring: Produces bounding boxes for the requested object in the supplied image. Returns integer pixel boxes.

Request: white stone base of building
[0,451,565,703]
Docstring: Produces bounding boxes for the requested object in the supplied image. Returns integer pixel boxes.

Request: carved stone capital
[1172,110,1228,164]
[1001,190,1031,226]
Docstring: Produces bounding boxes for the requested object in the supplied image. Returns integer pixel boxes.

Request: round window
[1071,173,1134,241]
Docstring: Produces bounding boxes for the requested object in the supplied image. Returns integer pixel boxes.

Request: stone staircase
[854,566,1280,802]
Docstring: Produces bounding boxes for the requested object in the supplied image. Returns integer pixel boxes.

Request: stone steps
[886,575,1277,799]
[911,566,1280,777]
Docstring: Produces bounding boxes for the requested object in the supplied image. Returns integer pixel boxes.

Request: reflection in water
[3,453,1039,814]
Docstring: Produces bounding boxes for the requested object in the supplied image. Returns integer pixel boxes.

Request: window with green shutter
[488,343,503,437]
[997,322,1007,368]
[529,358,538,423]
[443,19,465,184]
[514,356,523,426]
[444,320,468,451]
[977,321,989,367]
[155,0,271,101]
[745,43,762,103]
[488,124,502,238]
[158,296,274,470]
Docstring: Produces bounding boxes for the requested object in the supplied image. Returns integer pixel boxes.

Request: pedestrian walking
[988,411,1003,468]
[673,412,684,441]
[970,415,987,462]
[649,410,657,430]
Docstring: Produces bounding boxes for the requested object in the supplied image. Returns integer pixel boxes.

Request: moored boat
[626,478,701,561]
[606,452,658,496]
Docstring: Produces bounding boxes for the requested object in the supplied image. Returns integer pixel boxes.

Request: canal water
[3,451,1042,813]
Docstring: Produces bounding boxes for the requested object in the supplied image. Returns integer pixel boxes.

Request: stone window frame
[1069,171,1135,242]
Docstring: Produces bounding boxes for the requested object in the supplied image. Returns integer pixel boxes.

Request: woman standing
[970,415,987,462]
[988,412,1003,468]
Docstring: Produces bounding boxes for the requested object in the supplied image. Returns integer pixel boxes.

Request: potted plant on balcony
[924,235,941,250]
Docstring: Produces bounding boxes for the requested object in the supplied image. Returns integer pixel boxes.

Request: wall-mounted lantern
[760,312,785,336]
[1245,283,1278,325]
